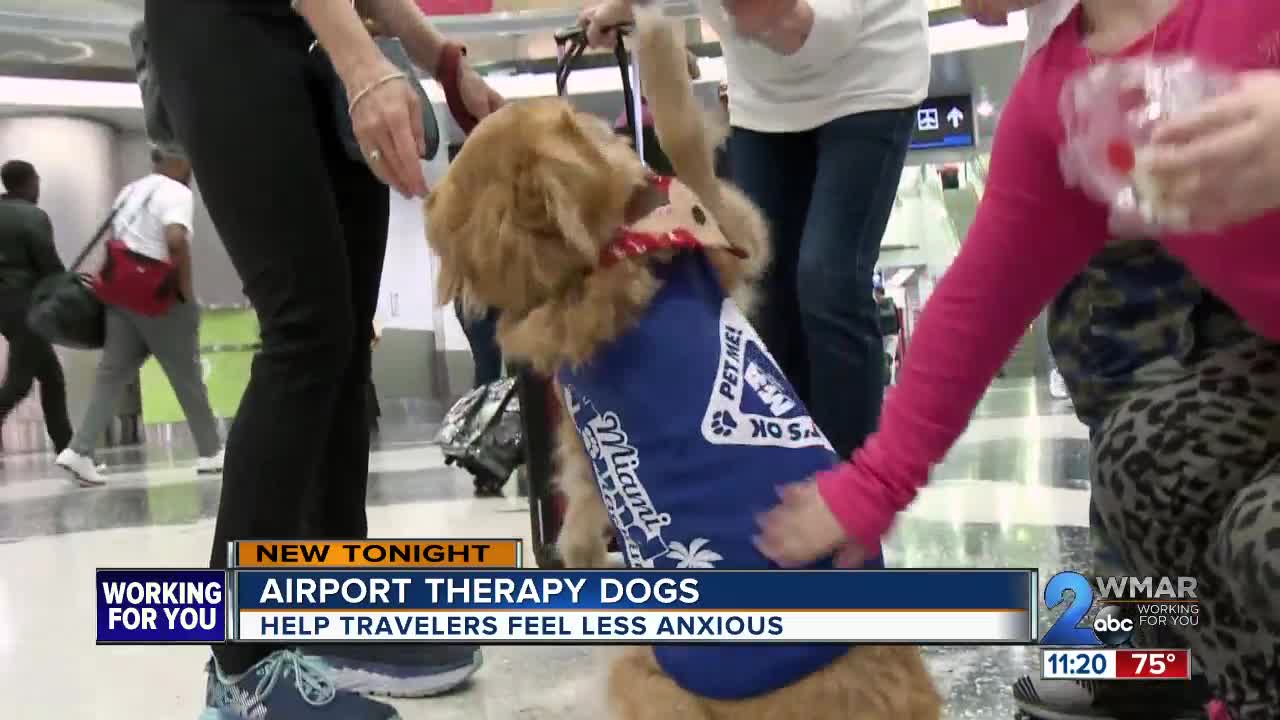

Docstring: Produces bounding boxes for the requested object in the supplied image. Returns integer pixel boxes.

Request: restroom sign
[910,95,975,150]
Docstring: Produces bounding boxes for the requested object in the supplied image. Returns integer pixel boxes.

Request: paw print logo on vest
[702,300,833,451]
[709,410,737,436]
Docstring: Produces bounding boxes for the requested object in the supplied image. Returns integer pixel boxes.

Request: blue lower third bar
[231,568,1038,644]
[97,569,228,644]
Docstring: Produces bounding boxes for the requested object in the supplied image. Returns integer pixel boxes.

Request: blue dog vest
[557,251,883,700]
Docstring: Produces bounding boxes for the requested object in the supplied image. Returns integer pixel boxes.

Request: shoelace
[244,650,337,709]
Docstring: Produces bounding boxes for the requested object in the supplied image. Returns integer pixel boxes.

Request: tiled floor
[0,379,1088,719]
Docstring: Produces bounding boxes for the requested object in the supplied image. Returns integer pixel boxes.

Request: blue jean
[455,301,503,388]
[729,107,915,458]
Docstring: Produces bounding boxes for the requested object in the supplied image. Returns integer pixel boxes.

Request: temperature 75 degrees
[1116,650,1191,680]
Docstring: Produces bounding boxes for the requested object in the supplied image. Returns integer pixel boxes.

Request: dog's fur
[426,14,940,720]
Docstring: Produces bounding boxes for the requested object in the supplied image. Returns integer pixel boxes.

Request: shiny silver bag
[436,377,523,482]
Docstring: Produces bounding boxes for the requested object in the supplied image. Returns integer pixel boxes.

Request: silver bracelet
[292,0,357,13]
[348,71,408,113]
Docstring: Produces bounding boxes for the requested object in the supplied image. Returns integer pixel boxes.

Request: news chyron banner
[97,540,1038,645]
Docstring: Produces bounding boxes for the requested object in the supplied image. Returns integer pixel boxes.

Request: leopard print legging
[1092,337,1280,718]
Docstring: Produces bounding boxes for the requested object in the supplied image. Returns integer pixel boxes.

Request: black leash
[553,23,638,138]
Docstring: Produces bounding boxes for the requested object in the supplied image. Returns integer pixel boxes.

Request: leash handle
[553,23,632,46]
[554,23,635,98]
[554,24,639,159]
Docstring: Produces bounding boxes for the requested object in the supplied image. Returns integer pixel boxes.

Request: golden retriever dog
[426,14,940,720]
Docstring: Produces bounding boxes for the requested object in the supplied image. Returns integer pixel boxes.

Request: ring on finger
[368,148,382,163]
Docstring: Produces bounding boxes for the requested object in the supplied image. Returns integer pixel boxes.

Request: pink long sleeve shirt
[819,0,1280,551]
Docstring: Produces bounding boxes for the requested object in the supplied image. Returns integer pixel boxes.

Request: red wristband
[437,42,479,134]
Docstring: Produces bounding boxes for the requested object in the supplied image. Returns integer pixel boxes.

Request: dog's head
[426,97,650,316]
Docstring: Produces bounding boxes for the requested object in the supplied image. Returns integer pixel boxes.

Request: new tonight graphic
[96,568,1037,644]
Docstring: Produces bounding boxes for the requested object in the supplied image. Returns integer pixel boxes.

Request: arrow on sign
[947,107,965,128]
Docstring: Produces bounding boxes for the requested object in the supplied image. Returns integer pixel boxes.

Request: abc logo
[1092,605,1134,647]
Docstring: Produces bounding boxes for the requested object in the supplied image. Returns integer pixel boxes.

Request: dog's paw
[559,537,610,569]
[633,6,679,57]
[632,0,665,27]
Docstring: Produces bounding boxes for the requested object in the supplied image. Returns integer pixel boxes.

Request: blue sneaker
[200,650,400,719]
[311,644,482,698]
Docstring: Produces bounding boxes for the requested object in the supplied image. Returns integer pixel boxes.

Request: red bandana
[599,175,746,267]
[600,227,711,266]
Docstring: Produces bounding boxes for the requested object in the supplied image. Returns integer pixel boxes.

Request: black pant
[148,0,389,674]
[454,301,502,388]
[0,304,71,452]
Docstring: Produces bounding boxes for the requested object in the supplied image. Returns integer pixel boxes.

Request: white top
[699,0,931,133]
[111,173,193,262]
[1021,0,1078,66]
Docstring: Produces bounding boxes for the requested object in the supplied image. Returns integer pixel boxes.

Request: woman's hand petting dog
[755,480,862,567]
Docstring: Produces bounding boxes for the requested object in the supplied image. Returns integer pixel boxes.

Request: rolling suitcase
[520,24,642,569]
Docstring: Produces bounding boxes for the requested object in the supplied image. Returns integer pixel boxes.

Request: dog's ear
[425,189,465,307]
[511,147,603,262]
[434,259,464,307]
[442,147,605,310]
[425,100,641,314]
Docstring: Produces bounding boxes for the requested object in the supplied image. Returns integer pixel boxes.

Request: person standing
[873,279,900,386]
[0,160,74,464]
[583,0,929,461]
[1039,0,1079,400]
[145,0,503,716]
[454,301,508,497]
[55,149,224,486]
[455,301,502,389]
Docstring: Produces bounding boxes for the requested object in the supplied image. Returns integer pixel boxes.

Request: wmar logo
[1042,571,1199,647]
[701,300,831,451]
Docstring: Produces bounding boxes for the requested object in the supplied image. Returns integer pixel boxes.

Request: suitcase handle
[553,23,632,46]
[554,24,638,152]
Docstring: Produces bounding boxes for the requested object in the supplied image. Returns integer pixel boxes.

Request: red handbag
[92,237,179,317]
[91,185,180,317]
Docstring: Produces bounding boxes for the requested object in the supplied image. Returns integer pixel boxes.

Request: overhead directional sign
[910,95,975,151]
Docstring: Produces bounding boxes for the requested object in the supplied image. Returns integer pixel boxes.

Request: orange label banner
[234,540,521,568]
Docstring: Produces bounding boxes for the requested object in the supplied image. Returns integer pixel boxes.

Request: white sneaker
[1049,369,1071,400]
[56,448,105,487]
[196,448,224,475]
